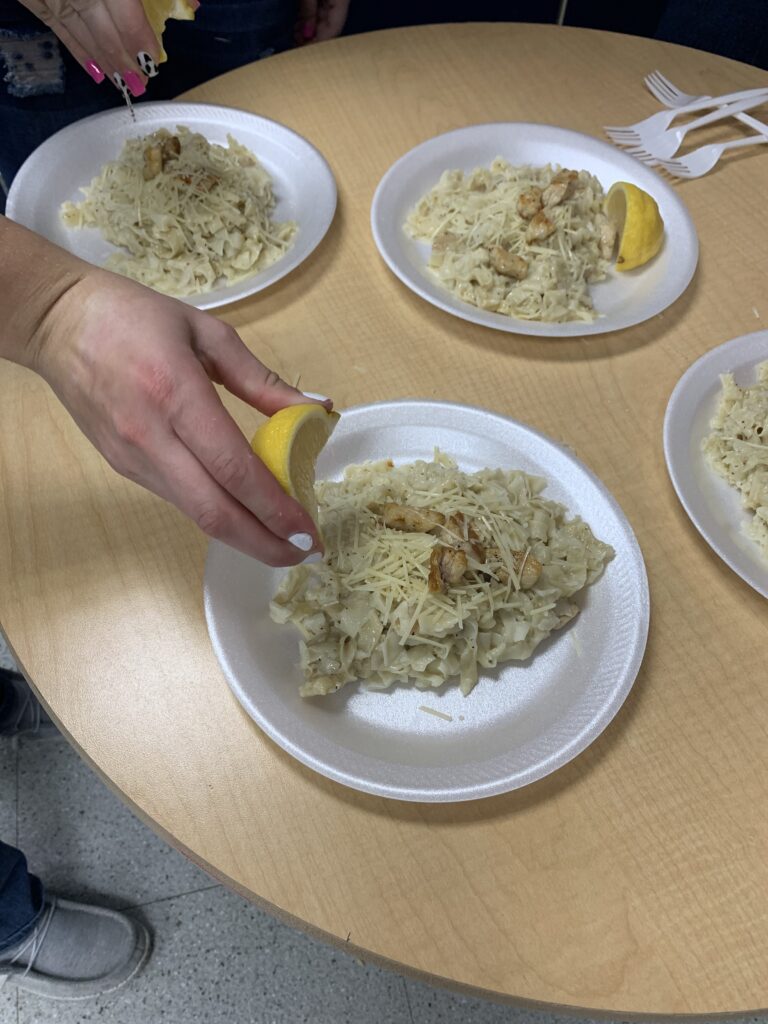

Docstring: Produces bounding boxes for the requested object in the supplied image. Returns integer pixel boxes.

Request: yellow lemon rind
[605,181,664,274]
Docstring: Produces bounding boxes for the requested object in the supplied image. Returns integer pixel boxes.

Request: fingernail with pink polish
[84,59,105,83]
[123,70,146,97]
[302,19,316,40]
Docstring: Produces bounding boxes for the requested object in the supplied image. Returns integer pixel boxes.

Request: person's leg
[0,688,150,998]
[0,841,46,956]
[0,831,151,998]
[0,668,57,737]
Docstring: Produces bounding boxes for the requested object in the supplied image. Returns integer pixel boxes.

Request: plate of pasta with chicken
[371,123,698,336]
[6,103,336,310]
[204,400,649,802]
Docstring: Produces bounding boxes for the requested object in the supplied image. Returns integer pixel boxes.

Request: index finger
[102,0,162,66]
[171,365,322,547]
[66,0,152,91]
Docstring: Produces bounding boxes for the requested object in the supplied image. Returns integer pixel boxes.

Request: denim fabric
[0,0,296,205]
[0,28,65,97]
[0,840,45,955]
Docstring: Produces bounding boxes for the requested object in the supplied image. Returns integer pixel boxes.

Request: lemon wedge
[604,182,665,272]
[141,0,197,63]
[251,404,340,525]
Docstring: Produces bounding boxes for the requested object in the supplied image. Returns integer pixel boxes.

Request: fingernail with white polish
[303,551,323,564]
[302,391,332,406]
[112,71,131,101]
[289,532,314,551]
[137,51,159,77]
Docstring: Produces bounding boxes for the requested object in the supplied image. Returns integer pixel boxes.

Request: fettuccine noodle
[61,126,295,297]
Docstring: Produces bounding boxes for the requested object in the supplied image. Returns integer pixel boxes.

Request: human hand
[30,269,330,566]
[295,0,351,44]
[16,0,164,98]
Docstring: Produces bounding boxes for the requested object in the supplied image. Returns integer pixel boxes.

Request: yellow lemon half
[605,182,665,272]
[141,0,197,63]
[251,404,340,525]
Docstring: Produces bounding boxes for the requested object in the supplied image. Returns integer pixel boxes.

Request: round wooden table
[2,23,768,1018]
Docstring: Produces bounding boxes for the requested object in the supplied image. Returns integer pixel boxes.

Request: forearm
[0,216,89,370]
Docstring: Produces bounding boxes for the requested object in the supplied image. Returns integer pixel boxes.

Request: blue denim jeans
[0,840,44,955]
[0,0,296,204]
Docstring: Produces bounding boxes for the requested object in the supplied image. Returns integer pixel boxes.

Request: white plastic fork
[654,134,768,178]
[604,87,768,147]
[645,70,768,136]
[622,95,768,161]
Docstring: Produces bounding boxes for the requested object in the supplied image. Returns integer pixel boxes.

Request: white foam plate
[204,401,649,802]
[371,122,698,337]
[6,102,336,310]
[664,329,768,599]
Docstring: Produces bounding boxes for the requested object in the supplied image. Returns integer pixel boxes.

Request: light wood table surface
[2,23,768,1018]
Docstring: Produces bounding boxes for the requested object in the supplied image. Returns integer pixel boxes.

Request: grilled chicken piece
[517,186,543,220]
[485,548,542,589]
[542,169,578,208]
[142,145,163,181]
[525,210,556,243]
[489,246,529,280]
[161,134,181,162]
[428,545,469,593]
[440,512,485,560]
[542,180,569,208]
[143,135,182,180]
[553,169,579,185]
[383,503,445,533]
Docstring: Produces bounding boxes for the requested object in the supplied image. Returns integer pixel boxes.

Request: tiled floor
[1,636,765,1024]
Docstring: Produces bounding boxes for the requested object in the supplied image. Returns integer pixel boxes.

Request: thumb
[194,322,332,415]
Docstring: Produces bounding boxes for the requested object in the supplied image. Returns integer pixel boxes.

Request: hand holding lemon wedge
[251,403,340,532]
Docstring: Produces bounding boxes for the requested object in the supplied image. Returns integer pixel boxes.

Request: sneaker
[0,668,58,738]
[0,895,151,1000]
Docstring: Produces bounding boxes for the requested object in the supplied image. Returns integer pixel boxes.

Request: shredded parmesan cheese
[405,159,612,323]
[61,126,295,297]
[418,706,454,722]
[270,452,614,697]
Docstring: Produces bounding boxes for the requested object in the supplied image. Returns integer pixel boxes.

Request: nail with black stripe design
[137,51,159,77]
[113,71,131,101]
